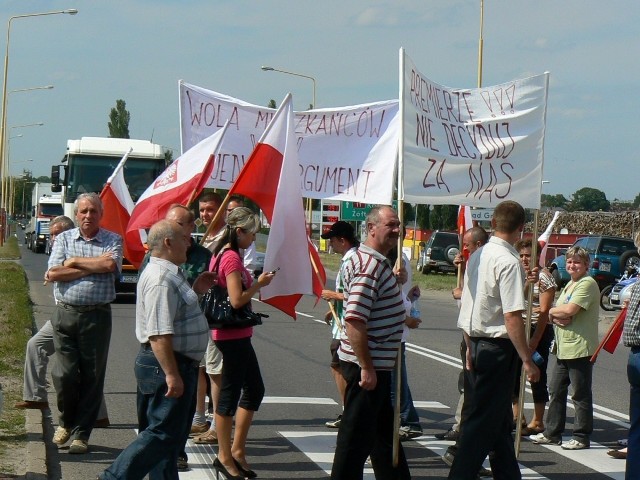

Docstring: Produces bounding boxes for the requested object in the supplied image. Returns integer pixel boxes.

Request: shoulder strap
[211,248,231,274]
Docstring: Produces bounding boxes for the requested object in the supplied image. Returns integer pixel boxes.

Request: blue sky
[2,0,638,202]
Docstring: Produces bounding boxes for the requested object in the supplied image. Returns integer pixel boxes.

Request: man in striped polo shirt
[331,206,411,480]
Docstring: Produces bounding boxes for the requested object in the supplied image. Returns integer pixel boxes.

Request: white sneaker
[68,439,88,454]
[561,439,589,450]
[53,426,71,445]
[529,432,561,445]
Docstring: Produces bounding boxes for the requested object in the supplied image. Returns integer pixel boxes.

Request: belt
[58,302,109,313]
[140,343,200,367]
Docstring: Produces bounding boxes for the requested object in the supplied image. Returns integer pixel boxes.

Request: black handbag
[200,250,266,329]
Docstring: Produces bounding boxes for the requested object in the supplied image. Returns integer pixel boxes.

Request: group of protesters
[15,192,640,479]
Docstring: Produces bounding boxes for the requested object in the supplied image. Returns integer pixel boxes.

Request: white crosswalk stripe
[167,396,627,479]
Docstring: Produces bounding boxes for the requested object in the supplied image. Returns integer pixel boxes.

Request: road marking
[525,436,624,480]
[405,342,631,426]
[413,436,549,479]
[413,400,449,409]
[280,431,375,478]
[262,396,338,405]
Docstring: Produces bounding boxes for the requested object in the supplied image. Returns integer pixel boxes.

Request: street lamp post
[1,86,51,209]
[2,123,43,213]
[261,65,316,109]
[0,9,77,243]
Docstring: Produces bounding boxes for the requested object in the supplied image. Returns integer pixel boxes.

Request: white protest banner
[179,81,399,205]
[400,49,549,209]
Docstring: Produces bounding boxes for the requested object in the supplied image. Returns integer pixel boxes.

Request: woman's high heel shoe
[212,458,244,480]
[233,457,257,478]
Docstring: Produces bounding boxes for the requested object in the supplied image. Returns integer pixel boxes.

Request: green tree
[268,99,276,109]
[416,204,430,230]
[541,193,568,209]
[164,149,173,166]
[568,187,610,212]
[108,99,130,139]
[430,205,457,230]
[633,193,640,209]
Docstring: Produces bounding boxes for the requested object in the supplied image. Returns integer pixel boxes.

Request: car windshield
[600,240,636,255]
[40,204,64,216]
[430,233,458,248]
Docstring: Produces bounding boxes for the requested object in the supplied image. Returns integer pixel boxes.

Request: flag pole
[515,209,539,456]
[308,245,339,321]
[99,147,133,196]
[392,47,407,467]
[199,193,231,246]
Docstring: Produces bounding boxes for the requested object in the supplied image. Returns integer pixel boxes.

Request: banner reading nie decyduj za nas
[179,81,399,205]
[400,49,549,209]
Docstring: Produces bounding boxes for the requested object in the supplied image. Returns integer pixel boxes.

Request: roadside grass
[317,251,458,292]
[0,233,20,260]
[0,236,30,475]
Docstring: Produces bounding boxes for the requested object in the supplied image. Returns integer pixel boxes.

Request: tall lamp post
[0,9,77,244]
[2,122,43,213]
[261,65,316,109]
[261,65,317,228]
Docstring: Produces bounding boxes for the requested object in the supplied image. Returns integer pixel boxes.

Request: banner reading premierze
[179,82,399,205]
[401,50,549,209]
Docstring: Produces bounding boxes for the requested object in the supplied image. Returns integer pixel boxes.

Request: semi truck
[51,137,167,291]
[24,183,64,253]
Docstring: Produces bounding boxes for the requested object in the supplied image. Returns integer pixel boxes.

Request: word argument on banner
[179,81,399,205]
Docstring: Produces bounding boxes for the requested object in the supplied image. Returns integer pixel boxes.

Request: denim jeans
[101,346,199,480]
[627,347,640,479]
[390,342,422,430]
[546,356,593,442]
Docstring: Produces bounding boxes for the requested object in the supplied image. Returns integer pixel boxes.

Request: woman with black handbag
[209,207,275,479]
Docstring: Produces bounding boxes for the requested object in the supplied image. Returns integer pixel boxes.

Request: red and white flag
[99,148,146,265]
[126,123,229,267]
[591,306,627,362]
[226,94,325,318]
[538,211,561,267]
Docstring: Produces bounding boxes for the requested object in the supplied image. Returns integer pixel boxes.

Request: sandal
[193,429,218,444]
[521,426,544,436]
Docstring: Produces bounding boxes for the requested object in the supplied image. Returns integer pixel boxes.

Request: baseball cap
[321,221,355,240]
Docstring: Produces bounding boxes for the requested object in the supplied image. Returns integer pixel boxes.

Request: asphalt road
[18,233,631,479]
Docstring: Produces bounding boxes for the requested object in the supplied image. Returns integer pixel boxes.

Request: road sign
[341,201,398,221]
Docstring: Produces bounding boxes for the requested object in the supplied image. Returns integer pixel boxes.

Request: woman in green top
[530,246,599,451]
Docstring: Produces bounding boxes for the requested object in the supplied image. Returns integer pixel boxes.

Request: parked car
[416,231,459,274]
[548,235,640,289]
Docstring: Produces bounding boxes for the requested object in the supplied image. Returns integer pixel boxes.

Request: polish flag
[591,306,627,362]
[99,148,145,265]
[226,94,325,318]
[126,123,229,267]
[457,205,473,260]
[538,211,561,267]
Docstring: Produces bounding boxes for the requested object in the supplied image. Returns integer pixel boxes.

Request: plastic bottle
[410,300,421,319]
[532,351,544,366]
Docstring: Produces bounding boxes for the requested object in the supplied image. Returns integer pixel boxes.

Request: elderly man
[449,201,540,480]
[330,206,411,480]
[16,215,109,425]
[47,194,122,454]
[100,220,213,480]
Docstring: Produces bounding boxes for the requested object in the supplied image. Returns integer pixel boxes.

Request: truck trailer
[24,183,63,253]
[51,137,167,291]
